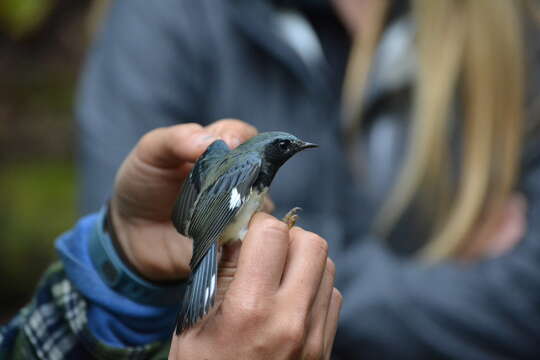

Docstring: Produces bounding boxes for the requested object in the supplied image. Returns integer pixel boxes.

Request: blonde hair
[343,0,525,261]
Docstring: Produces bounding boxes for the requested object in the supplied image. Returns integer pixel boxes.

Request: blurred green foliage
[0,0,57,38]
[0,0,91,321]
[0,161,76,316]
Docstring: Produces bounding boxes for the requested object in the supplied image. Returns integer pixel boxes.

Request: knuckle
[290,230,329,262]
[234,299,270,325]
[241,122,258,135]
[259,217,289,237]
[218,118,241,125]
[333,288,343,305]
[182,122,204,132]
[280,321,306,352]
[211,118,240,132]
[216,118,242,127]
[169,124,203,143]
[138,128,161,147]
[215,119,257,136]
[317,238,329,257]
[305,233,328,257]
[182,124,206,138]
[326,258,336,278]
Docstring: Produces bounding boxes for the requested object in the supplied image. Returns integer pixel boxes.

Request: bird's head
[238,131,318,167]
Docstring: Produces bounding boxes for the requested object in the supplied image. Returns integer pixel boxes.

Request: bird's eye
[278,141,290,151]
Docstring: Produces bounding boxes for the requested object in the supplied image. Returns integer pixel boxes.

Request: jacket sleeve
[333,151,540,359]
[77,0,211,213]
[0,213,175,359]
[0,264,170,360]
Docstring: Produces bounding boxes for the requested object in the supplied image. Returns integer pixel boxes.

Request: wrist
[110,198,192,282]
[107,200,154,281]
[108,200,148,279]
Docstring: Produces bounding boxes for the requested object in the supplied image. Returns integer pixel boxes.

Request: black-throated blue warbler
[171,131,317,333]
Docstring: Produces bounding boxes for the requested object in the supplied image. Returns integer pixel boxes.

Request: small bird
[171,131,317,334]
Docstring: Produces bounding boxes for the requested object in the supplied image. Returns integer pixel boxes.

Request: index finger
[231,213,290,296]
[136,123,218,168]
[205,119,258,149]
[279,227,328,311]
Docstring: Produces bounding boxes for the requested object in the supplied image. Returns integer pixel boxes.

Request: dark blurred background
[0,0,102,322]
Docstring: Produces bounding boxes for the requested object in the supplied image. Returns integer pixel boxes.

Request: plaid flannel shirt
[0,263,170,360]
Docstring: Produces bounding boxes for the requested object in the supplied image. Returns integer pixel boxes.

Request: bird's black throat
[253,160,280,191]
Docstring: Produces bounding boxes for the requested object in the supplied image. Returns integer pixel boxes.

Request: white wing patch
[221,188,267,245]
[210,274,216,298]
[204,287,209,308]
[203,275,216,310]
[229,187,242,209]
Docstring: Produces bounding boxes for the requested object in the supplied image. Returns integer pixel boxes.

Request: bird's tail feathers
[175,242,218,334]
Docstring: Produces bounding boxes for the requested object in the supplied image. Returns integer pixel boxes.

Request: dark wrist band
[104,203,151,281]
[88,206,187,306]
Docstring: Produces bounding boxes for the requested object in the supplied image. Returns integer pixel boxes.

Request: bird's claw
[283,207,302,229]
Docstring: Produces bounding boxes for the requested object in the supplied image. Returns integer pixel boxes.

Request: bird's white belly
[220,188,267,245]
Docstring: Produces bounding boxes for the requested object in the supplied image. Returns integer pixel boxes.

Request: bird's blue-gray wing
[176,241,218,334]
[176,153,261,333]
[187,153,261,269]
[171,139,230,235]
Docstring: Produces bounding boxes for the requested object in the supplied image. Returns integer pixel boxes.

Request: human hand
[110,119,257,281]
[461,193,527,260]
[170,213,342,360]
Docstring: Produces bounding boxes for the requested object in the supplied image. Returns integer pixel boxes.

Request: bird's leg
[283,207,302,229]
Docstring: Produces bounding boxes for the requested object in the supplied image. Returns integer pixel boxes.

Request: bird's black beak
[298,141,318,150]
